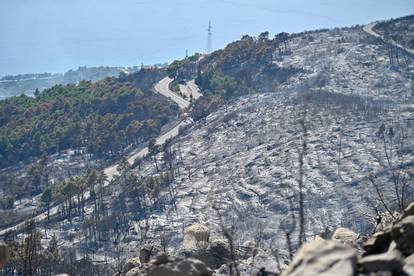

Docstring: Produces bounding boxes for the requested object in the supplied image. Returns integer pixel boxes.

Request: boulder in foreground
[391,215,414,256]
[282,239,358,276]
[125,253,213,276]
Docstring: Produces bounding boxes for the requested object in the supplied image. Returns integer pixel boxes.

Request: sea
[0,0,413,77]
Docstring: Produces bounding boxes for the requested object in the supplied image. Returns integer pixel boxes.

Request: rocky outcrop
[283,201,414,276]
[282,239,358,276]
[404,254,414,275]
[331,227,359,247]
[121,203,414,276]
[391,215,414,256]
[402,202,414,219]
[123,253,213,276]
[180,224,230,269]
[0,242,10,268]
[122,257,141,274]
[359,244,405,273]
[125,268,141,276]
[363,231,392,255]
[148,254,212,276]
[358,208,414,275]
[122,224,226,275]
[139,244,161,264]
[182,224,211,250]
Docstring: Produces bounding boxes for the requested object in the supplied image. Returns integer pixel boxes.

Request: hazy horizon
[1,0,413,76]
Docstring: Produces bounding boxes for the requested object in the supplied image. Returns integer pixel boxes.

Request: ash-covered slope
[138,90,413,245]
[131,21,414,245]
[276,26,413,102]
[2,17,414,275]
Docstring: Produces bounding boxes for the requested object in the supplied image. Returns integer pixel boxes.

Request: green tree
[0,77,178,168]
[167,60,182,80]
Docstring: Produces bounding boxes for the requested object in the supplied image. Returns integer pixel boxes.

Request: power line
[206,21,212,54]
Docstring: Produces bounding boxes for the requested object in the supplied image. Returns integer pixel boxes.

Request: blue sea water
[0,0,413,76]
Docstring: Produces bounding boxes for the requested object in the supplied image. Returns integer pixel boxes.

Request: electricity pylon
[206,21,212,54]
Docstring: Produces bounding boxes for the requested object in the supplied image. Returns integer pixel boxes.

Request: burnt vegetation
[1,14,414,276]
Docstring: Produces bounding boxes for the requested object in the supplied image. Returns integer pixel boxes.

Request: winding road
[154,77,191,109]
[0,77,201,236]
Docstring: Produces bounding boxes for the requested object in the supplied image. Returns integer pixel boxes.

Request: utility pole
[206,21,212,54]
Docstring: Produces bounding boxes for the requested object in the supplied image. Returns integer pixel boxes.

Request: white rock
[282,239,357,276]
